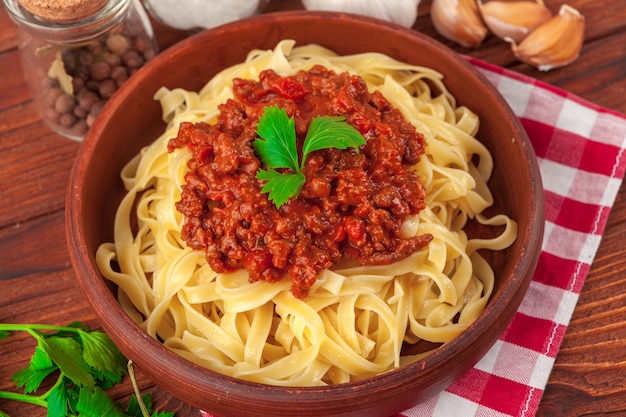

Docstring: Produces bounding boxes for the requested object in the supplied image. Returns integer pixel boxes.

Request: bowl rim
[66,9,545,415]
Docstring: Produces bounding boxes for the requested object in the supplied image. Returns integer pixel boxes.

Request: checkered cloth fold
[398,57,626,417]
[201,57,626,417]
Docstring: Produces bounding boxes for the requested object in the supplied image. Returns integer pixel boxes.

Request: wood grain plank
[0,6,18,54]
[1,1,625,416]
[572,0,626,41]
[0,51,30,111]
[0,119,78,228]
[0,211,70,280]
[0,101,40,133]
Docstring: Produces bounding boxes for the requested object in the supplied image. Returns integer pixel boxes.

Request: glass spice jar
[3,0,158,141]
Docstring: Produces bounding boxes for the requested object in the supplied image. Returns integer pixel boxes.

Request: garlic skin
[301,0,420,28]
[508,4,585,71]
[478,0,552,43]
[430,0,489,48]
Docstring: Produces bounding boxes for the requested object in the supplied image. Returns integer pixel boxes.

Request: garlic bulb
[142,0,269,31]
[430,0,488,48]
[478,0,552,43]
[508,4,585,71]
[301,0,420,28]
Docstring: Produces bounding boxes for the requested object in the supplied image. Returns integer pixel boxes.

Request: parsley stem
[0,323,82,333]
[0,390,47,408]
[0,369,62,412]
[128,360,151,417]
[39,373,64,402]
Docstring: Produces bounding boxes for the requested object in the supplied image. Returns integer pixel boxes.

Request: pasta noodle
[96,40,517,386]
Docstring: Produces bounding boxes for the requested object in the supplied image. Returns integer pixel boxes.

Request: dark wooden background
[1,1,625,416]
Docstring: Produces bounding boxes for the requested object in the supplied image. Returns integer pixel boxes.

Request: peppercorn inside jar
[4,0,158,141]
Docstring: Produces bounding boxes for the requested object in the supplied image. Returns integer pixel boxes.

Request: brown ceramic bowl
[66,11,544,417]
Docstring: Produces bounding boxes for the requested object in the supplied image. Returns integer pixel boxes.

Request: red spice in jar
[169,65,432,299]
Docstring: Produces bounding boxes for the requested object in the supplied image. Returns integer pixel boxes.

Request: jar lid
[18,0,110,21]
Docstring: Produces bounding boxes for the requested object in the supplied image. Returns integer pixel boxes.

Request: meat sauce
[168,65,432,299]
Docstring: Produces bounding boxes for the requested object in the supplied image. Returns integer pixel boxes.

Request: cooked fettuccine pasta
[96,40,517,386]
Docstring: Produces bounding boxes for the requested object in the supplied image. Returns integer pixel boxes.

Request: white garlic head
[142,0,270,31]
[301,0,421,28]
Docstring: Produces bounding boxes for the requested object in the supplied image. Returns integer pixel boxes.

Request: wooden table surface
[1,1,625,416]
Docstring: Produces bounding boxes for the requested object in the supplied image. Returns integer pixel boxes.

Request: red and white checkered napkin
[201,58,626,417]
[396,59,626,417]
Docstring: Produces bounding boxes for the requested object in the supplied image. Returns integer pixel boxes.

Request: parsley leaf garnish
[0,322,175,417]
[254,106,299,172]
[256,168,306,209]
[253,105,366,208]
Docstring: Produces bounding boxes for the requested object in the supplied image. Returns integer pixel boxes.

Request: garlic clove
[478,0,552,43]
[430,0,489,48]
[508,4,585,71]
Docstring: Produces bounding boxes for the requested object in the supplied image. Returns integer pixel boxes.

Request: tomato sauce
[168,65,432,298]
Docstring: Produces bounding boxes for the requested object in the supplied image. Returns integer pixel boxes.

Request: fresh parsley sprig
[0,322,174,417]
[253,106,366,208]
